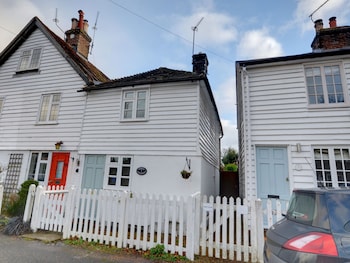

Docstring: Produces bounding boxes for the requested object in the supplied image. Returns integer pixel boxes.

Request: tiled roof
[83,67,205,91]
[0,17,109,84]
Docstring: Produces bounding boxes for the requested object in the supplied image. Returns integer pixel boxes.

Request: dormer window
[17,48,42,72]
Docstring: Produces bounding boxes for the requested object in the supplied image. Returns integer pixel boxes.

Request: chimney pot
[314,19,323,32]
[71,18,78,29]
[78,10,84,30]
[329,17,337,28]
[83,19,89,33]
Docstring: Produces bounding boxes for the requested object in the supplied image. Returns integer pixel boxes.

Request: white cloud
[214,77,238,150]
[221,119,238,151]
[294,0,350,33]
[213,76,236,116]
[237,28,283,59]
[0,0,45,51]
[170,7,237,51]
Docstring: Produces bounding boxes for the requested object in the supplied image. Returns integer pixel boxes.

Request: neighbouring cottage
[0,10,223,199]
[236,16,350,206]
[0,11,109,200]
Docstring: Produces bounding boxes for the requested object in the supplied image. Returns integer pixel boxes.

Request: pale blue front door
[256,147,290,202]
[82,155,106,189]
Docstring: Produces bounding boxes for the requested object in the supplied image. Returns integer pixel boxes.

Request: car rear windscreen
[286,191,330,230]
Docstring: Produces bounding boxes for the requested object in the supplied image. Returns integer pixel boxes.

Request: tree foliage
[221,147,238,172]
[222,147,238,165]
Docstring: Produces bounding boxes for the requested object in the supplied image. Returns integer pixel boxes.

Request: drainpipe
[241,66,252,199]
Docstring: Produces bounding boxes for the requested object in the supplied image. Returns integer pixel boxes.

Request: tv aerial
[192,17,204,55]
[90,11,100,55]
[309,0,331,22]
[53,8,65,36]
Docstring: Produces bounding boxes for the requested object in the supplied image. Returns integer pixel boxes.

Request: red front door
[48,152,70,187]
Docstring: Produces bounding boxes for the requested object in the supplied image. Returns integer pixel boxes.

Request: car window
[287,191,330,230]
[327,193,350,233]
[287,192,316,224]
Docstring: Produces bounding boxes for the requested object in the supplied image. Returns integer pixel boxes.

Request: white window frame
[121,87,149,121]
[103,155,133,190]
[37,93,61,124]
[27,152,51,183]
[304,62,348,108]
[313,147,350,187]
[17,48,42,72]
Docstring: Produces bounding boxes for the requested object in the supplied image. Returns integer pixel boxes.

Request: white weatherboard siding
[0,29,87,151]
[241,57,350,199]
[79,82,199,155]
[199,82,221,168]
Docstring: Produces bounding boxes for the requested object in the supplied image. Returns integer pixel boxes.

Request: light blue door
[256,147,290,203]
[82,155,106,189]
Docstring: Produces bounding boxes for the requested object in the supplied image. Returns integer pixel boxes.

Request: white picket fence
[23,185,289,262]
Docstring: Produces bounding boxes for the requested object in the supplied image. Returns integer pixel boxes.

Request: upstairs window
[38,94,61,123]
[122,89,149,121]
[305,64,346,106]
[17,48,42,72]
[104,155,133,190]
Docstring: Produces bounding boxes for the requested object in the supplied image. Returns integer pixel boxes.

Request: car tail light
[283,232,338,256]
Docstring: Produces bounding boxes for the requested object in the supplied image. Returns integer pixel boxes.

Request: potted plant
[181,169,192,179]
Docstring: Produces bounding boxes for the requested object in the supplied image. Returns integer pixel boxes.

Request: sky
[1,0,350,152]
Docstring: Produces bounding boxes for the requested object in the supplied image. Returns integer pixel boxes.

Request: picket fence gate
[23,185,288,262]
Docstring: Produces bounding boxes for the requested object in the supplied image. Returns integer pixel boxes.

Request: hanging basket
[181,170,192,179]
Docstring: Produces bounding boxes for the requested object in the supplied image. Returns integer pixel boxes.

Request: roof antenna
[90,11,100,55]
[309,0,331,22]
[53,8,65,36]
[192,17,204,55]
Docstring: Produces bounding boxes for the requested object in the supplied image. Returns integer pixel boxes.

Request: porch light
[55,141,63,150]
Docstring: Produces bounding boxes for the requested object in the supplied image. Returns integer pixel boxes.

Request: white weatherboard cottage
[0,12,109,199]
[0,11,223,198]
[78,60,223,196]
[236,17,350,206]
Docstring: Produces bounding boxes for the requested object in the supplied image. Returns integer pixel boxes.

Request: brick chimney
[192,53,209,75]
[311,16,350,51]
[65,10,92,59]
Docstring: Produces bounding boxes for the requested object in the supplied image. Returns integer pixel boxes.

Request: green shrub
[224,163,238,172]
[5,179,38,216]
[145,244,188,262]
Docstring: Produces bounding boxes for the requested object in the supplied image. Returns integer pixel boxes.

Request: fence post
[0,184,3,215]
[30,185,44,232]
[186,195,195,261]
[23,184,37,223]
[255,199,264,263]
[62,186,76,239]
[193,193,201,255]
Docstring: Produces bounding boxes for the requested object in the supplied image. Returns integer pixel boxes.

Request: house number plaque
[136,167,147,175]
